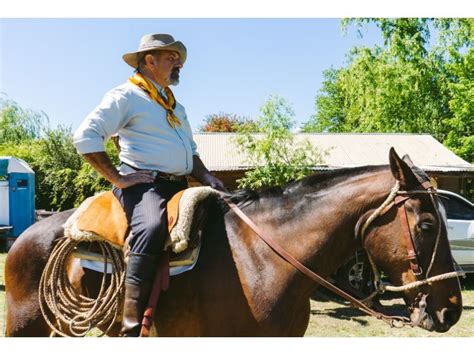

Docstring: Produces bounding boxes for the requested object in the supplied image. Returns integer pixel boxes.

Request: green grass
[0,251,473,337]
[306,284,474,336]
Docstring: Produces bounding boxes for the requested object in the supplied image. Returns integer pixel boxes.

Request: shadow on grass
[311,286,403,304]
[311,301,410,324]
[312,283,474,325]
[311,307,371,326]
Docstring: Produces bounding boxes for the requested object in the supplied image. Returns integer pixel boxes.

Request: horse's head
[359,148,463,332]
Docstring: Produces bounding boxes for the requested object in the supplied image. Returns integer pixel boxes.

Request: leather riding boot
[120,253,159,337]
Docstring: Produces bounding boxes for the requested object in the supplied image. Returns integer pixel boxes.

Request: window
[16,179,28,188]
[440,194,474,220]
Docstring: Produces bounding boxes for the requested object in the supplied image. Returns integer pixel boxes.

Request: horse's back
[5,209,74,336]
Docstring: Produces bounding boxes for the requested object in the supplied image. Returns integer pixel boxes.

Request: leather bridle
[360,180,463,294]
[220,179,465,328]
[357,179,462,327]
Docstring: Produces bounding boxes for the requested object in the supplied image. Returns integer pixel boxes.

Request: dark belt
[121,162,187,182]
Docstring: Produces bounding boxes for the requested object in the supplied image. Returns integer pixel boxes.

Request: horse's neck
[225,169,394,318]
[296,169,394,274]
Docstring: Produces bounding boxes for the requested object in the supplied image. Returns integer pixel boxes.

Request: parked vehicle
[439,190,474,272]
[334,190,474,294]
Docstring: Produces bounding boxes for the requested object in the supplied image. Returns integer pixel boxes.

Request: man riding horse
[73,33,226,337]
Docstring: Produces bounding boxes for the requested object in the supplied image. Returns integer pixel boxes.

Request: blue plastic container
[0,157,35,244]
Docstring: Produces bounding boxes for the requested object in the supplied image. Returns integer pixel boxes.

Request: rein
[221,195,408,327]
[220,179,465,328]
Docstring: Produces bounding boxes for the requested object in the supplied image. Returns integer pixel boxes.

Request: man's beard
[169,69,180,86]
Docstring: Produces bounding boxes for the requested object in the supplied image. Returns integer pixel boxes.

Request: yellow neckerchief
[128,73,182,128]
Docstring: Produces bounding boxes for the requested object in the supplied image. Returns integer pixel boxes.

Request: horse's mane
[227,165,388,208]
[225,158,433,209]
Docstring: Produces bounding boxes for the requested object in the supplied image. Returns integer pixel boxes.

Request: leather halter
[392,180,434,278]
[395,194,423,276]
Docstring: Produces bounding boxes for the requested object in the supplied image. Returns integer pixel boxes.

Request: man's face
[149,50,183,86]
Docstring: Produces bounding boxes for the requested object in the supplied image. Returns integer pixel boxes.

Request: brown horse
[4,149,463,336]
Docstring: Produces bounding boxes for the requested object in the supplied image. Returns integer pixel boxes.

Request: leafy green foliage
[304,18,473,163]
[0,98,119,211]
[236,95,326,189]
[0,96,48,144]
[199,112,258,132]
[444,48,474,163]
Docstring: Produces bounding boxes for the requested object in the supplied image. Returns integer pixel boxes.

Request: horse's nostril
[441,307,460,326]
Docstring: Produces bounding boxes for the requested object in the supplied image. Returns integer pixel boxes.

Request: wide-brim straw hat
[122,33,187,69]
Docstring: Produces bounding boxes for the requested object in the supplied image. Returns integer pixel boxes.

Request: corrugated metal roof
[193,133,474,173]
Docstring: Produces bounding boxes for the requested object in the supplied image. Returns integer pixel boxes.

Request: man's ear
[389,148,418,188]
[145,53,156,67]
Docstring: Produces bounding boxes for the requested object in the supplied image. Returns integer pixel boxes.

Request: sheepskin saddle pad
[63,186,219,267]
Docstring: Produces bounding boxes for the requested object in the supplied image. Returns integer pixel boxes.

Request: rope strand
[38,238,125,337]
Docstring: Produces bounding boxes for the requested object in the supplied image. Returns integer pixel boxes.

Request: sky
[0,18,385,132]
[0,0,471,135]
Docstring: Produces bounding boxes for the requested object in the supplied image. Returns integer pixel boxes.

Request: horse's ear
[389,148,418,188]
[402,154,415,168]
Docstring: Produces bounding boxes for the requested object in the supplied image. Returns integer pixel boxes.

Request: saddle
[63,186,219,271]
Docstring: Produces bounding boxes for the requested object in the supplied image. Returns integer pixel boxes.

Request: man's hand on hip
[81,151,154,189]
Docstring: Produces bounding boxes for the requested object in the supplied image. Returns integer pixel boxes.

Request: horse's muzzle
[412,305,461,333]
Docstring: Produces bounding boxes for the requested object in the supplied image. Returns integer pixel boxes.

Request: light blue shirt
[73,80,198,176]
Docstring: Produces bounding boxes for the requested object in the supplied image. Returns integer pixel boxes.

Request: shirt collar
[146,76,167,98]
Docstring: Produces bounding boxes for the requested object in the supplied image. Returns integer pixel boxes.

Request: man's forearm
[191,155,226,191]
[82,151,122,185]
[82,152,155,189]
[190,155,212,184]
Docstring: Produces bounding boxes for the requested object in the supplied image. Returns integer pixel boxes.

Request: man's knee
[140,217,167,241]
[129,213,168,254]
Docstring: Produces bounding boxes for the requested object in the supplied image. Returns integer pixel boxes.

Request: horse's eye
[420,222,433,232]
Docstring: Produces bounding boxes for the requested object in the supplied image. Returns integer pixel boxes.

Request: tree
[443,47,474,162]
[236,95,326,189]
[0,98,119,211]
[0,96,49,143]
[199,112,258,132]
[303,18,473,163]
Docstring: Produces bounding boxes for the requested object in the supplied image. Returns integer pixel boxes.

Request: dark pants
[112,177,188,256]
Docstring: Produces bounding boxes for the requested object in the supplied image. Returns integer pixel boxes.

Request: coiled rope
[38,237,125,337]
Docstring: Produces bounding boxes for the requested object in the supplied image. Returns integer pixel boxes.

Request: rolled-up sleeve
[73,88,129,154]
